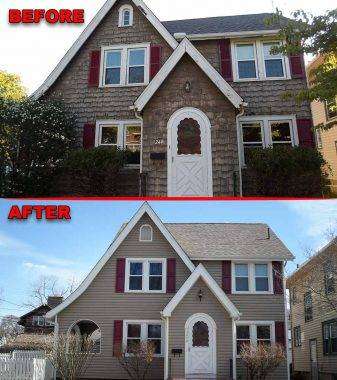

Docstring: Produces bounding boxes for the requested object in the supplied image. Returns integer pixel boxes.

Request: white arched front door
[185,313,216,376]
[167,108,213,196]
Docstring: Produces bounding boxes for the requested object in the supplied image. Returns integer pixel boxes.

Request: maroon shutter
[83,123,95,149]
[166,258,176,293]
[115,258,126,293]
[113,320,123,357]
[88,50,101,87]
[222,261,232,294]
[219,39,233,81]
[290,53,305,79]
[275,321,286,347]
[297,118,315,148]
[150,44,162,80]
[273,261,284,295]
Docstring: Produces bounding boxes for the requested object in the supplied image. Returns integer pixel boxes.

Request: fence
[0,351,55,380]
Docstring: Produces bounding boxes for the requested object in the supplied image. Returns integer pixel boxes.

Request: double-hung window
[324,263,335,295]
[102,44,149,87]
[263,42,285,78]
[124,321,164,356]
[236,43,258,79]
[240,116,298,165]
[293,326,302,347]
[125,258,166,293]
[233,262,272,293]
[326,97,337,120]
[304,291,313,322]
[96,120,141,165]
[236,322,274,356]
[37,316,45,326]
[322,319,337,355]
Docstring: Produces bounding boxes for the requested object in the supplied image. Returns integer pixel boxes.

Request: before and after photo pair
[0,0,336,379]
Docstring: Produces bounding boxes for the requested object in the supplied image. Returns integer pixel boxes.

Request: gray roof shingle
[165,223,294,260]
[162,13,288,36]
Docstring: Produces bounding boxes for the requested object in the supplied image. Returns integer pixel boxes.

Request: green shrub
[53,146,127,196]
[242,146,330,197]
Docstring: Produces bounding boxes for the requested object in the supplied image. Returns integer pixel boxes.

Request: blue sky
[1,199,337,317]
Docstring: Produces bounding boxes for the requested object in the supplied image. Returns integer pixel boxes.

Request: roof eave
[173,29,281,41]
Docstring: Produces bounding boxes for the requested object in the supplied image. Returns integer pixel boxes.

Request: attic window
[139,224,153,242]
[119,5,133,27]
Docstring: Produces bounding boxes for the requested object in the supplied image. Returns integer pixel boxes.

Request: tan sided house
[46,203,293,379]
[33,0,315,197]
[287,240,337,380]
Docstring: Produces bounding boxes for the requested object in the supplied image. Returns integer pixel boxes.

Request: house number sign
[154,138,165,145]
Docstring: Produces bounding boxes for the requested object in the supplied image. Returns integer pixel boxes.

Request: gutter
[235,104,245,197]
[173,29,281,41]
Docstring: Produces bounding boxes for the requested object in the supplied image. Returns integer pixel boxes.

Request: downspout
[235,104,245,197]
[283,261,291,380]
[132,105,144,196]
[53,315,59,380]
[232,318,237,380]
[161,314,170,380]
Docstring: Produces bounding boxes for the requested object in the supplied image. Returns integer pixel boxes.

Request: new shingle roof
[162,13,288,36]
[165,223,294,260]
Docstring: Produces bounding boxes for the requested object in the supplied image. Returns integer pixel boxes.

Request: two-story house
[18,296,63,334]
[287,240,337,380]
[308,56,337,194]
[46,203,292,379]
[33,0,314,197]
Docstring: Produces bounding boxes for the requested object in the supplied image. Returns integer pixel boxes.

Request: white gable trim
[32,0,178,99]
[46,203,195,318]
[161,264,241,319]
[134,38,245,111]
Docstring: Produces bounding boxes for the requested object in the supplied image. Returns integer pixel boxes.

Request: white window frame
[239,115,299,166]
[123,320,165,357]
[261,41,287,80]
[231,39,291,82]
[232,262,273,294]
[100,44,150,87]
[37,316,45,326]
[125,258,167,293]
[235,321,275,357]
[139,224,153,242]
[118,5,133,27]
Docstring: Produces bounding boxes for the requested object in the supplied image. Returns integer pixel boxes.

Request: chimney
[47,296,63,309]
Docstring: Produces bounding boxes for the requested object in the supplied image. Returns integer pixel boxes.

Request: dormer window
[139,224,153,242]
[119,5,133,27]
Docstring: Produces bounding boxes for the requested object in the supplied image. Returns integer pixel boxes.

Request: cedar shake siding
[142,55,238,196]
[43,0,173,139]
[56,214,190,379]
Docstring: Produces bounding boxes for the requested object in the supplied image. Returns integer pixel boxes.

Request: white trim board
[134,37,245,111]
[173,29,281,41]
[32,0,178,99]
[46,202,195,318]
[162,264,241,319]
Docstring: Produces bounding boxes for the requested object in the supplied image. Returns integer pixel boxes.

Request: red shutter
[297,118,315,148]
[290,53,305,79]
[82,123,95,149]
[275,321,286,347]
[273,261,284,295]
[113,320,123,357]
[222,261,232,294]
[88,50,101,87]
[115,258,126,293]
[219,39,233,81]
[150,44,162,80]
[166,258,176,293]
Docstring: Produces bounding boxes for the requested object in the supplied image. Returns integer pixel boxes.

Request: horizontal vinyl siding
[58,214,191,379]
[169,279,233,379]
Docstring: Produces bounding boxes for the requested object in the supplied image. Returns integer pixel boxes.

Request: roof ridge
[164,222,268,225]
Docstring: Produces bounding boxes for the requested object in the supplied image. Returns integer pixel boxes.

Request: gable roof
[32,0,178,99]
[46,203,195,318]
[165,223,294,261]
[163,13,288,37]
[134,38,244,111]
[162,264,241,319]
[19,305,51,321]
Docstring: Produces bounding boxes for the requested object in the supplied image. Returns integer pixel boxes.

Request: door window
[177,118,201,155]
[192,321,209,347]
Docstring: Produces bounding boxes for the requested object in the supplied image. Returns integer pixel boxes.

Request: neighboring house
[46,203,292,379]
[287,240,337,380]
[307,56,337,193]
[33,0,314,197]
[18,297,63,334]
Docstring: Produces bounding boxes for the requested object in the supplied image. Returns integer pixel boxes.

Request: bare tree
[25,275,78,308]
[43,333,94,380]
[0,315,23,342]
[240,343,286,380]
[117,341,156,380]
